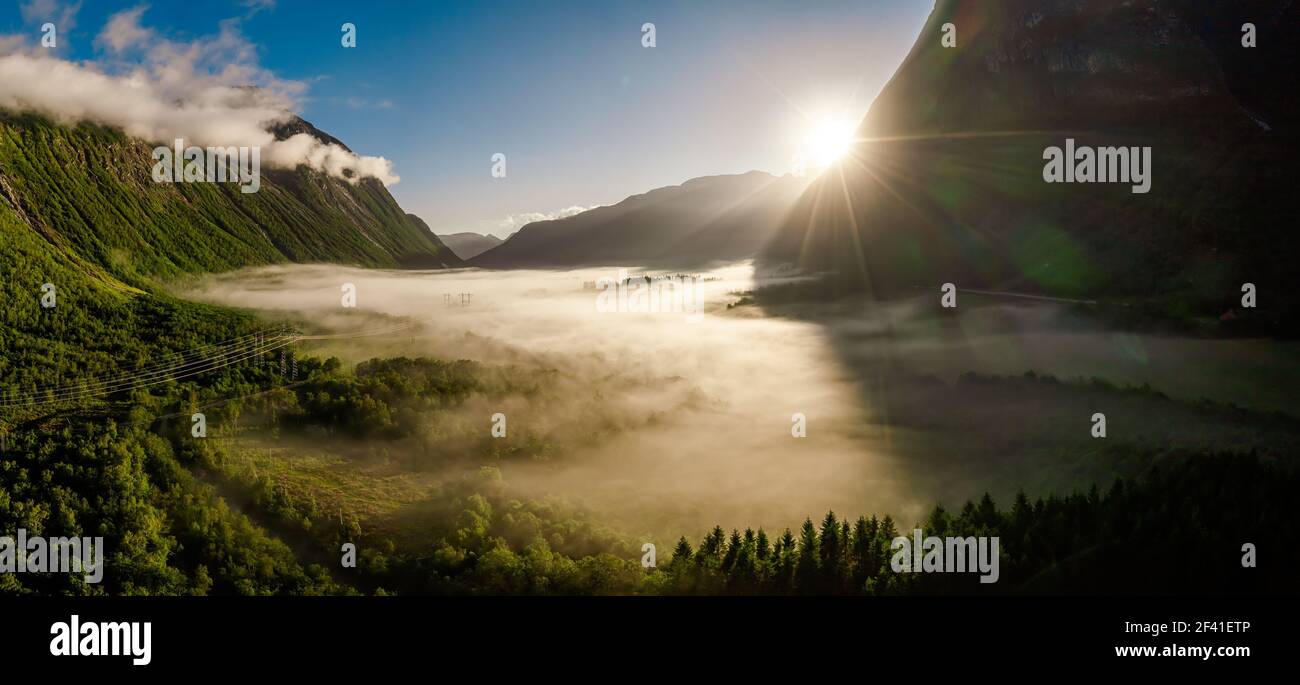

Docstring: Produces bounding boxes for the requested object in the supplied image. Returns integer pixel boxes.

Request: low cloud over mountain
[0,6,399,184]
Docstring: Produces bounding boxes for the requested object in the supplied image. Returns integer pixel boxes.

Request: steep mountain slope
[0,109,466,596]
[437,231,503,260]
[472,171,810,269]
[0,107,463,415]
[765,0,1298,330]
[0,111,462,291]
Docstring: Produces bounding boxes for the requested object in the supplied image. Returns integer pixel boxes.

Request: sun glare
[805,117,857,167]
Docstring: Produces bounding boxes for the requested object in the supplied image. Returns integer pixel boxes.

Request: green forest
[4,300,1293,596]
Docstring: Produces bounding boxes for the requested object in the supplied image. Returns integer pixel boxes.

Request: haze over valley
[178,263,1300,543]
[1,0,1296,601]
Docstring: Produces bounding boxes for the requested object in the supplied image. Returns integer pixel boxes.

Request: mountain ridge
[763,0,1299,331]
[471,170,810,269]
[0,110,462,292]
[437,231,503,260]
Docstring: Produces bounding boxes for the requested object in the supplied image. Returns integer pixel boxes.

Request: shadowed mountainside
[472,171,809,269]
[437,231,503,260]
[764,0,1299,333]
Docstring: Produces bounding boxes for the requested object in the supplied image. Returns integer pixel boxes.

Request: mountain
[0,109,461,598]
[0,106,466,415]
[437,231,503,260]
[764,0,1299,330]
[0,111,462,292]
[471,171,810,269]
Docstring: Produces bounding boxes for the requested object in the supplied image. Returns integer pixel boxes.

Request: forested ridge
[655,455,1295,595]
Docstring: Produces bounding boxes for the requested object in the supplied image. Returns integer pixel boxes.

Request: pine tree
[696,525,725,568]
[839,520,852,591]
[851,516,872,588]
[977,493,998,530]
[721,529,743,573]
[817,511,841,592]
[671,536,694,565]
[754,528,771,587]
[775,528,797,593]
[732,529,758,591]
[795,518,819,594]
[877,514,899,582]
[925,504,949,537]
[1009,490,1032,546]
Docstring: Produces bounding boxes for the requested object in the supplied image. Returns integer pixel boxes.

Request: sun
[804,117,857,167]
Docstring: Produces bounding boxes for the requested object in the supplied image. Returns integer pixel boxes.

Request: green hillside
[0,108,464,418]
[0,111,465,595]
[0,111,461,292]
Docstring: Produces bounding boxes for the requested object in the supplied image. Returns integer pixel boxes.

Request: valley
[178,263,1300,555]
[0,0,1295,601]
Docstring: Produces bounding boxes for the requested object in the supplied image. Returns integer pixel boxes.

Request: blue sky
[4,0,931,237]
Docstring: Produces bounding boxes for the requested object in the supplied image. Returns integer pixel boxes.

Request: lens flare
[805,117,856,167]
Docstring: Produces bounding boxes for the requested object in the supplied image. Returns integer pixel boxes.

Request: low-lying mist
[179,263,1300,540]
[180,263,906,536]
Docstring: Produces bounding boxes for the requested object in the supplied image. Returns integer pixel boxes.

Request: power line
[1,319,423,409]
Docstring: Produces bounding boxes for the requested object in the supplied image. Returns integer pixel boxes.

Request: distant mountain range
[764,0,1299,330]
[437,232,503,260]
[0,111,461,294]
[471,171,810,269]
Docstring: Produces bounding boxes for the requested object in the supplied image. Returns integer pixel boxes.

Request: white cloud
[328,96,395,111]
[95,4,149,53]
[497,206,596,232]
[0,6,398,185]
[20,0,81,31]
[240,0,276,14]
[0,35,28,53]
